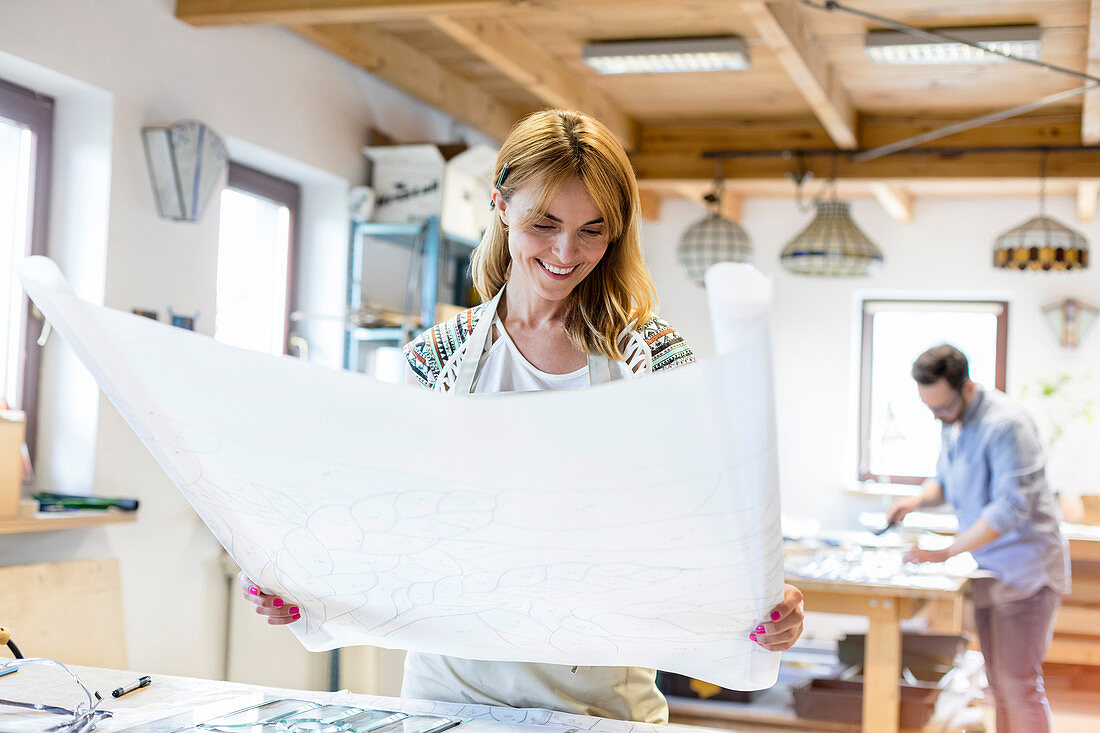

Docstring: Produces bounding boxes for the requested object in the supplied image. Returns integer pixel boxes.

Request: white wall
[643,195,1100,529]
[0,0,485,685]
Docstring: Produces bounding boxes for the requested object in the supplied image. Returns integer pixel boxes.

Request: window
[0,78,53,461]
[216,162,299,355]
[858,299,1008,484]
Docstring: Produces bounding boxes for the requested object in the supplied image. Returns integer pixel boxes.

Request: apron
[404,287,667,723]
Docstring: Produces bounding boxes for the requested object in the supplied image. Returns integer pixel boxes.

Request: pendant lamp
[993,151,1089,271]
[676,171,752,286]
[780,199,883,277]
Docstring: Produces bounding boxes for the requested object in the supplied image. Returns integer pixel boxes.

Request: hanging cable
[0,626,23,659]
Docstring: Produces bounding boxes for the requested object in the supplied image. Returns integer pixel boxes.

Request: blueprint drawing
[18,258,783,690]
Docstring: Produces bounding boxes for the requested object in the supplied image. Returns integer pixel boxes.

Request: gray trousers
[973,586,1060,733]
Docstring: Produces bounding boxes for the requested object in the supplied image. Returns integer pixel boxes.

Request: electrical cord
[0,626,23,658]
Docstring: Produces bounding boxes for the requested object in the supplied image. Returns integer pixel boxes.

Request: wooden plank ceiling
[177,0,1100,220]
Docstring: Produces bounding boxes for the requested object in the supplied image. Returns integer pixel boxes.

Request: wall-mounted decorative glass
[141,120,227,222]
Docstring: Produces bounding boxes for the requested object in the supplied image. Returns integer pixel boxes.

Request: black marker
[111,675,151,698]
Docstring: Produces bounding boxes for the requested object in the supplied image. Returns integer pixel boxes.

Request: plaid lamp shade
[676,213,752,286]
[992,215,1089,271]
[780,200,883,277]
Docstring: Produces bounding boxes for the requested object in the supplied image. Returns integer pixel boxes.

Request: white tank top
[471,317,631,393]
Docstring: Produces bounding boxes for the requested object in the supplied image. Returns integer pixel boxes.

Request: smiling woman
[239,108,806,724]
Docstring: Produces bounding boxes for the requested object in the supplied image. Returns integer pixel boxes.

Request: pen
[111,675,151,698]
[0,666,17,678]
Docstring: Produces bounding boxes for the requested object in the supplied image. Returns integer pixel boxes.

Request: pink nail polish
[273,598,284,607]
[292,613,301,621]
[289,606,299,615]
[771,611,781,621]
[749,633,757,641]
[249,586,259,595]
[756,625,766,633]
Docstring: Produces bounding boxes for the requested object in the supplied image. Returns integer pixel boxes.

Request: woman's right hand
[238,571,300,625]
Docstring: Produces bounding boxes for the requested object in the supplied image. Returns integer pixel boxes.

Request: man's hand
[751,584,804,651]
[886,496,921,525]
[903,547,953,564]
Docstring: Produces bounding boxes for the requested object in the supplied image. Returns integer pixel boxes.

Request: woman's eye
[582,229,605,238]
[532,224,555,232]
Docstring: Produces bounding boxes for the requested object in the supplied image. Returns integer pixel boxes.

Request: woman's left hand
[750,584,805,651]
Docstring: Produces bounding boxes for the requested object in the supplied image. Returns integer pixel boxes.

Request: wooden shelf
[0,510,137,535]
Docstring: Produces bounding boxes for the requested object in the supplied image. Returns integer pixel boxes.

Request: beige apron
[401,288,668,723]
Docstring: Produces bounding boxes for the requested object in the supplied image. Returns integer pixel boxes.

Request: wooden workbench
[1048,524,1100,666]
[861,513,1100,667]
[790,574,969,733]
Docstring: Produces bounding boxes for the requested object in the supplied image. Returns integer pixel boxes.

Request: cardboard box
[0,410,26,516]
[363,142,498,243]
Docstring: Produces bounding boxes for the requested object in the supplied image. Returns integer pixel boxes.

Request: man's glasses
[928,390,963,418]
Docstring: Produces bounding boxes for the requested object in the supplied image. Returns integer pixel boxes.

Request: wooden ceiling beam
[739,1,858,149]
[870,184,914,223]
[633,114,1091,181]
[177,0,511,26]
[289,23,524,142]
[1078,181,1099,221]
[720,192,744,222]
[632,147,1100,182]
[1083,1,1100,144]
[637,189,662,221]
[428,15,638,150]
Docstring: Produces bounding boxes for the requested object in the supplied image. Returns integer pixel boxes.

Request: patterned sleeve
[402,305,484,389]
[638,316,695,372]
[403,331,441,389]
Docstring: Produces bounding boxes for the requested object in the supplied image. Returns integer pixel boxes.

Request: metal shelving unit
[343,215,479,371]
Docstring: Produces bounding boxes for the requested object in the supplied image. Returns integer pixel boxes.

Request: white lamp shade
[677,213,752,286]
[780,200,883,277]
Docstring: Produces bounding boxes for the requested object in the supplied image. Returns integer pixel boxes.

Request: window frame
[223,161,300,355]
[857,298,1009,485]
[0,77,54,464]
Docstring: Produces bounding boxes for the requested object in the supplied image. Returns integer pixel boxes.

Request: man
[888,344,1068,733]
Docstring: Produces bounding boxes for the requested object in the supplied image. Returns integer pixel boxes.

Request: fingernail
[289,606,299,615]
[756,625,766,633]
[273,598,284,607]
[771,611,781,621]
[750,633,757,641]
[292,613,301,621]
[249,586,259,595]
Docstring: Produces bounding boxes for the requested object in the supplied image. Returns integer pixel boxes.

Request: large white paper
[18,257,783,690]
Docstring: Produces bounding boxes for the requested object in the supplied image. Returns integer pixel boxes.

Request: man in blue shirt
[888,344,1068,733]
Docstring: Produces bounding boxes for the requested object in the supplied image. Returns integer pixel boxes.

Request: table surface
[0,664,717,733]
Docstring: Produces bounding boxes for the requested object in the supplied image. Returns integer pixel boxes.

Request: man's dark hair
[912,344,970,390]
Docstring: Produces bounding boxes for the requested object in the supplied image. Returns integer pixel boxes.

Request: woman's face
[494,176,610,305]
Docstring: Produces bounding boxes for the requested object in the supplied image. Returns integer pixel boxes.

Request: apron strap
[587,353,612,386]
[453,286,505,394]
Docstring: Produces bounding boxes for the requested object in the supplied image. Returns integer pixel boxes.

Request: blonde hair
[471,109,656,361]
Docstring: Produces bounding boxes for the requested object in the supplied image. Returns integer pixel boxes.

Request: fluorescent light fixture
[865,25,1041,65]
[583,36,749,74]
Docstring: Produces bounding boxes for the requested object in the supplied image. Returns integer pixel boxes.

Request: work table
[0,664,690,733]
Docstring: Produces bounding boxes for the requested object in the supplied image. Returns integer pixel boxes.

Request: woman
[243,109,804,723]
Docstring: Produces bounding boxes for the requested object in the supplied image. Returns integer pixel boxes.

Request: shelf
[348,327,405,342]
[0,510,137,535]
[353,221,479,250]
